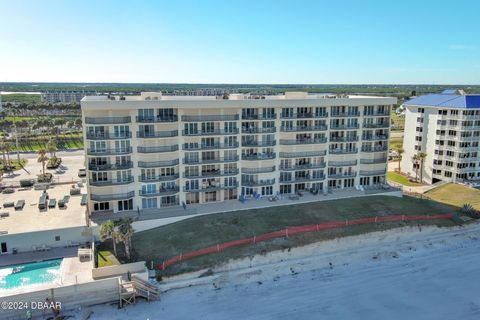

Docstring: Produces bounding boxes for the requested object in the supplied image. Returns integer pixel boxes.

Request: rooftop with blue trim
[404,89,480,109]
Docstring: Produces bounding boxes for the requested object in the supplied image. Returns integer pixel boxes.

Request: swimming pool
[0,258,63,290]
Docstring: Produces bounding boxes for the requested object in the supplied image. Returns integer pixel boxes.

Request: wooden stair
[119,276,160,307]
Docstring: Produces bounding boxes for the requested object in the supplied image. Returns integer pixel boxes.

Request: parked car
[78,168,86,177]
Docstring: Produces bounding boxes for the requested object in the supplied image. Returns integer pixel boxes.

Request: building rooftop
[404,89,480,109]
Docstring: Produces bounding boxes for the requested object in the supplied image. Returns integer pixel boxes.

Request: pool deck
[0,247,77,267]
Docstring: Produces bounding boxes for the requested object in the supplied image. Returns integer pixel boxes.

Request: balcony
[280,175,325,183]
[279,138,327,145]
[359,158,387,164]
[241,140,276,147]
[328,172,357,178]
[87,147,133,156]
[329,148,358,155]
[241,127,276,134]
[89,177,134,186]
[139,186,180,197]
[184,183,239,192]
[359,169,387,176]
[85,116,131,124]
[279,151,327,158]
[138,159,179,168]
[182,129,239,136]
[362,135,389,141]
[241,166,275,174]
[280,125,328,132]
[137,145,179,153]
[136,115,178,123]
[361,146,388,152]
[362,123,390,129]
[183,156,239,164]
[183,142,239,150]
[86,132,132,140]
[328,160,358,166]
[280,113,328,119]
[137,130,179,138]
[242,113,277,120]
[242,153,276,161]
[184,169,239,178]
[242,179,276,187]
[181,114,239,122]
[330,124,359,130]
[138,174,179,182]
[90,191,135,202]
[329,136,359,142]
[331,111,360,117]
[280,162,326,170]
[88,161,133,171]
[364,111,391,116]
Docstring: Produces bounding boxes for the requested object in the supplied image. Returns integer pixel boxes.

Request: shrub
[462,203,480,219]
[46,157,62,169]
[20,179,35,187]
[37,173,53,183]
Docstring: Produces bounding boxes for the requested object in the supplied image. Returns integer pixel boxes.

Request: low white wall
[0,226,95,254]
[1,277,119,320]
[92,261,146,279]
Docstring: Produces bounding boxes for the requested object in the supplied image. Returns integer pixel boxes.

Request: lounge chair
[80,194,87,206]
[0,212,9,218]
[3,202,14,208]
[48,198,56,208]
[14,200,25,210]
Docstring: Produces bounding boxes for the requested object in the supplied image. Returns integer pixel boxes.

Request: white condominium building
[402,89,480,184]
[81,92,395,217]
[41,91,96,104]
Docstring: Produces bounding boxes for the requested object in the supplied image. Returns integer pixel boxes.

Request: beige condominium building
[81,92,395,217]
[401,89,480,185]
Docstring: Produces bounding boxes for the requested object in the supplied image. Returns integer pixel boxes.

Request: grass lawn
[426,183,480,211]
[387,171,421,186]
[97,250,120,267]
[0,158,27,171]
[124,196,456,276]
[389,136,403,150]
[391,113,405,130]
[14,138,84,152]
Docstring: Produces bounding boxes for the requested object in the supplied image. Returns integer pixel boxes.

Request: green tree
[74,118,82,130]
[396,147,404,172]
[418,152,427,183]
[412,154,420,182]
[37,149,49,176]
[117,218,135,260]
[46,138,58,160]
[100,220,119,257]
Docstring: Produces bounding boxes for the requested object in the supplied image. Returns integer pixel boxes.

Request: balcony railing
[280,125,328,132]
[280,162,326,170]
[136,115,178,123]
[90,191,135,202]
[328,160,358,166]
[242,113,277,120]
[328,172,357,178]
[364,111,391,116]
[329,136,359,142]
[241,140,276,147]
[280,113,328,119]
[181,114,239,122]
[362,123,390,129]
[182,156,239,164]
[241,127,276,134]
[139,186,180,197]
[137,145,179,153]
[88,161,133,171]
[279,138,327,145]
[329,124,359,130]
[359,169,387,176]
[241,179,276,186]
[361,146,388,152]
[138,174,179,182]
[329,148,358,155]
[138,159,179,168]
[137,130,179,138]
[362,135,389,141]
[330,111,360,117]
[89,177,134,186]
[183,183,239,192]
[86,132,132,140]
[280,175,325,183]
[359,158,387,164]
[183,142,239,150]
[279,151,327,158]
[87,147,133,156]
[182,129,239,136]
[183,169,239,178]
[242,166,276,174]
[241,153,276,161]
[85,116,131,124]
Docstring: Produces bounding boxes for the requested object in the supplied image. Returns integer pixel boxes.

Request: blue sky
[1,0,479,84]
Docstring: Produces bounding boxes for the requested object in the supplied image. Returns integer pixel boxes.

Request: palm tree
[2,142,13,168]
[46,138,58,160]
[100,220,118,257]
[0,141,7,167]
[418,152,427,183]
[412,154,420,182]
[117,218,135,260]
[396,147,404,172]
[37,149,49,176]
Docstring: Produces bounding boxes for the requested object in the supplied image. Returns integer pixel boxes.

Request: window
[142,197,157,209]
[93,202,110,211]
[55,236,61,241]
[118,199,133,211]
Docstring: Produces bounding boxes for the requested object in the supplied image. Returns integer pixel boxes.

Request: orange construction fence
[158,213,454,271]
